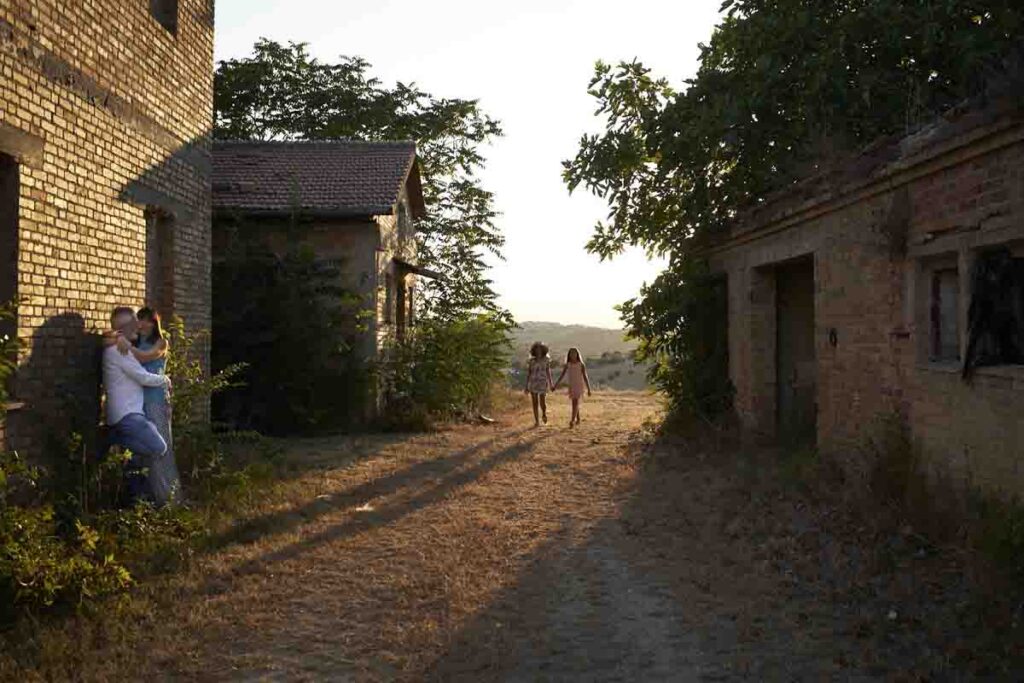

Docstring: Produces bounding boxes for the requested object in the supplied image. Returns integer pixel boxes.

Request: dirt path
[93,390,1018,681]
[133,391,666,681]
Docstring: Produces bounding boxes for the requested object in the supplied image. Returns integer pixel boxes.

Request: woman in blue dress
[125,307,180,505]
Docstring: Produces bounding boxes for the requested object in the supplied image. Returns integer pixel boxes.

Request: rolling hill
[506,321,651,391]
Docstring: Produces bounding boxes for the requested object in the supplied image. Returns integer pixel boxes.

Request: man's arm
[114,349,169,388]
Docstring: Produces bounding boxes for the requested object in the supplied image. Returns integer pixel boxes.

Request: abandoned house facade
[211,140,429,411]
[709,99,1024,497]
[0,0,214,453]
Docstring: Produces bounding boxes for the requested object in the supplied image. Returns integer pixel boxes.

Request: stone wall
[710,108,1024,496]
[0,0,214,454]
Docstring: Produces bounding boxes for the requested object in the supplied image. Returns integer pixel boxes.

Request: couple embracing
[102,306,179,506]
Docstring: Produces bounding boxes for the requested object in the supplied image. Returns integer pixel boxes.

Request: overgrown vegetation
[212,234,370,435]
[564,0,1022,417]
[0,318,277,624]
[766,409,1024,588]
[379,315,511,431]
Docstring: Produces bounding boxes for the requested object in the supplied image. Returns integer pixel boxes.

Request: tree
[214,39,510,323]
[564,0,1022,415]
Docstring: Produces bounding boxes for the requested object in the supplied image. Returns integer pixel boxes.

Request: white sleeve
[115,351,169,388]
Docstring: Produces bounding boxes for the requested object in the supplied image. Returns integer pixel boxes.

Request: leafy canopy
[564,0,1022,413]
[566,0,1022,259]
[215,40,509,323]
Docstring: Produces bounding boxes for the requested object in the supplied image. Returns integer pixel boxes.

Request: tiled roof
[212,140,422,217]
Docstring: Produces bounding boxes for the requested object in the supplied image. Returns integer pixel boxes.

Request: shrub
[380,314,511,430]
[0,452,132,619]
[624,262,734,420]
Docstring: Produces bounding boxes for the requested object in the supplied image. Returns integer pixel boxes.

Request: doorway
[775,257,816,443]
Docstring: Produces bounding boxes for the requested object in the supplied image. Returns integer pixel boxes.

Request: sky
[214,0,724,329]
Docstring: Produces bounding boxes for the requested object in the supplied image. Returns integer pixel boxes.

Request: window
[963,247,1024,377]
[930,268,959,362]
[0,154,18,333]
[397,200,412,242]
[144,208,174,315]
[149,0,178,34]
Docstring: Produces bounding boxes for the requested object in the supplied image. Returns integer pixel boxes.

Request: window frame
[929,267,960,363]
[917,253,963,368]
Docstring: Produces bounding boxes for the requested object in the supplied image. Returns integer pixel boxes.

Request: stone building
[709,98,1024,497]
[0,0,214,453]
[211,140,430,411]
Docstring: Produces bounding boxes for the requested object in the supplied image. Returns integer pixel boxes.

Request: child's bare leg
[571,397,580,425]
[539,394,548,423]
[531,393,540,426]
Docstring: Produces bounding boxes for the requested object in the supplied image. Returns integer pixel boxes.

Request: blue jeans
[109,413,167,503]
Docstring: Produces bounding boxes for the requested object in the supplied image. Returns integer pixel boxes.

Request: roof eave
[212,206,396,220]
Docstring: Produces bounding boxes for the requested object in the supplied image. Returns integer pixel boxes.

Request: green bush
[624,262,734,420]
[380,314,511,430]
[0,452,132,618]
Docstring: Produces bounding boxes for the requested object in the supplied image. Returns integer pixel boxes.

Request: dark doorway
[145,207,175,316]
[776,257,816,443]
[0,153,18,342]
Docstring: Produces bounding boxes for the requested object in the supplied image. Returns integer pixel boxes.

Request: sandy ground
[48,390,1019,681]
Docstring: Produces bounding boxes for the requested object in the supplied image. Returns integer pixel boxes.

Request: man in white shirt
[103,306,170,502]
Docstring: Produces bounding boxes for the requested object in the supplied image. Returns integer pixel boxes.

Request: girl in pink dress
[553,347,592,428]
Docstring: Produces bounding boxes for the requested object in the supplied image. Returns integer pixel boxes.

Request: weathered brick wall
[901,134,1024,494]
[711,112,1024,497]
[0,0,214,455]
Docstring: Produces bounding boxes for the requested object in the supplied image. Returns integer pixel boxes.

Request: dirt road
[103,390,1018,680]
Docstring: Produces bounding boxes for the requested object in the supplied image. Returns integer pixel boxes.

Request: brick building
[212,140,430,413]
[709,99,1024,497]
[0,0,214,454]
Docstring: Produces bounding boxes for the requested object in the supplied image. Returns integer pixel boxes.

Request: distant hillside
[507,321,651,391]
[509,321,636,364]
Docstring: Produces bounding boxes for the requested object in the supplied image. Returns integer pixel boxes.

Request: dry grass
[4,390,1021,680]
[1,391,657,681]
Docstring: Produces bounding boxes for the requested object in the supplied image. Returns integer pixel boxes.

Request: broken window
[145,208,174,315]
[962,247,1024,378]
[150,0,178,34]
[0,153,18,340]
[929,268,959,362]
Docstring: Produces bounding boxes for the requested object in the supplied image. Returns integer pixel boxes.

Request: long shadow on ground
[426,517,704,682]
[427,426,1024,681]
[198,429,551,596]
[209,428,529,551]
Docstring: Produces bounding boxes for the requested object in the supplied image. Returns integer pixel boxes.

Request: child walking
[524,341,554,427]
[553,347,592,428]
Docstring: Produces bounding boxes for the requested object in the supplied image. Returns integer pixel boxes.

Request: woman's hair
[135,306,165,345]
[566,347,583,364]
[529,341,549,359]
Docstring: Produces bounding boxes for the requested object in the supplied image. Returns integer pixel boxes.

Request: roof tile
[212,140,418,217]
